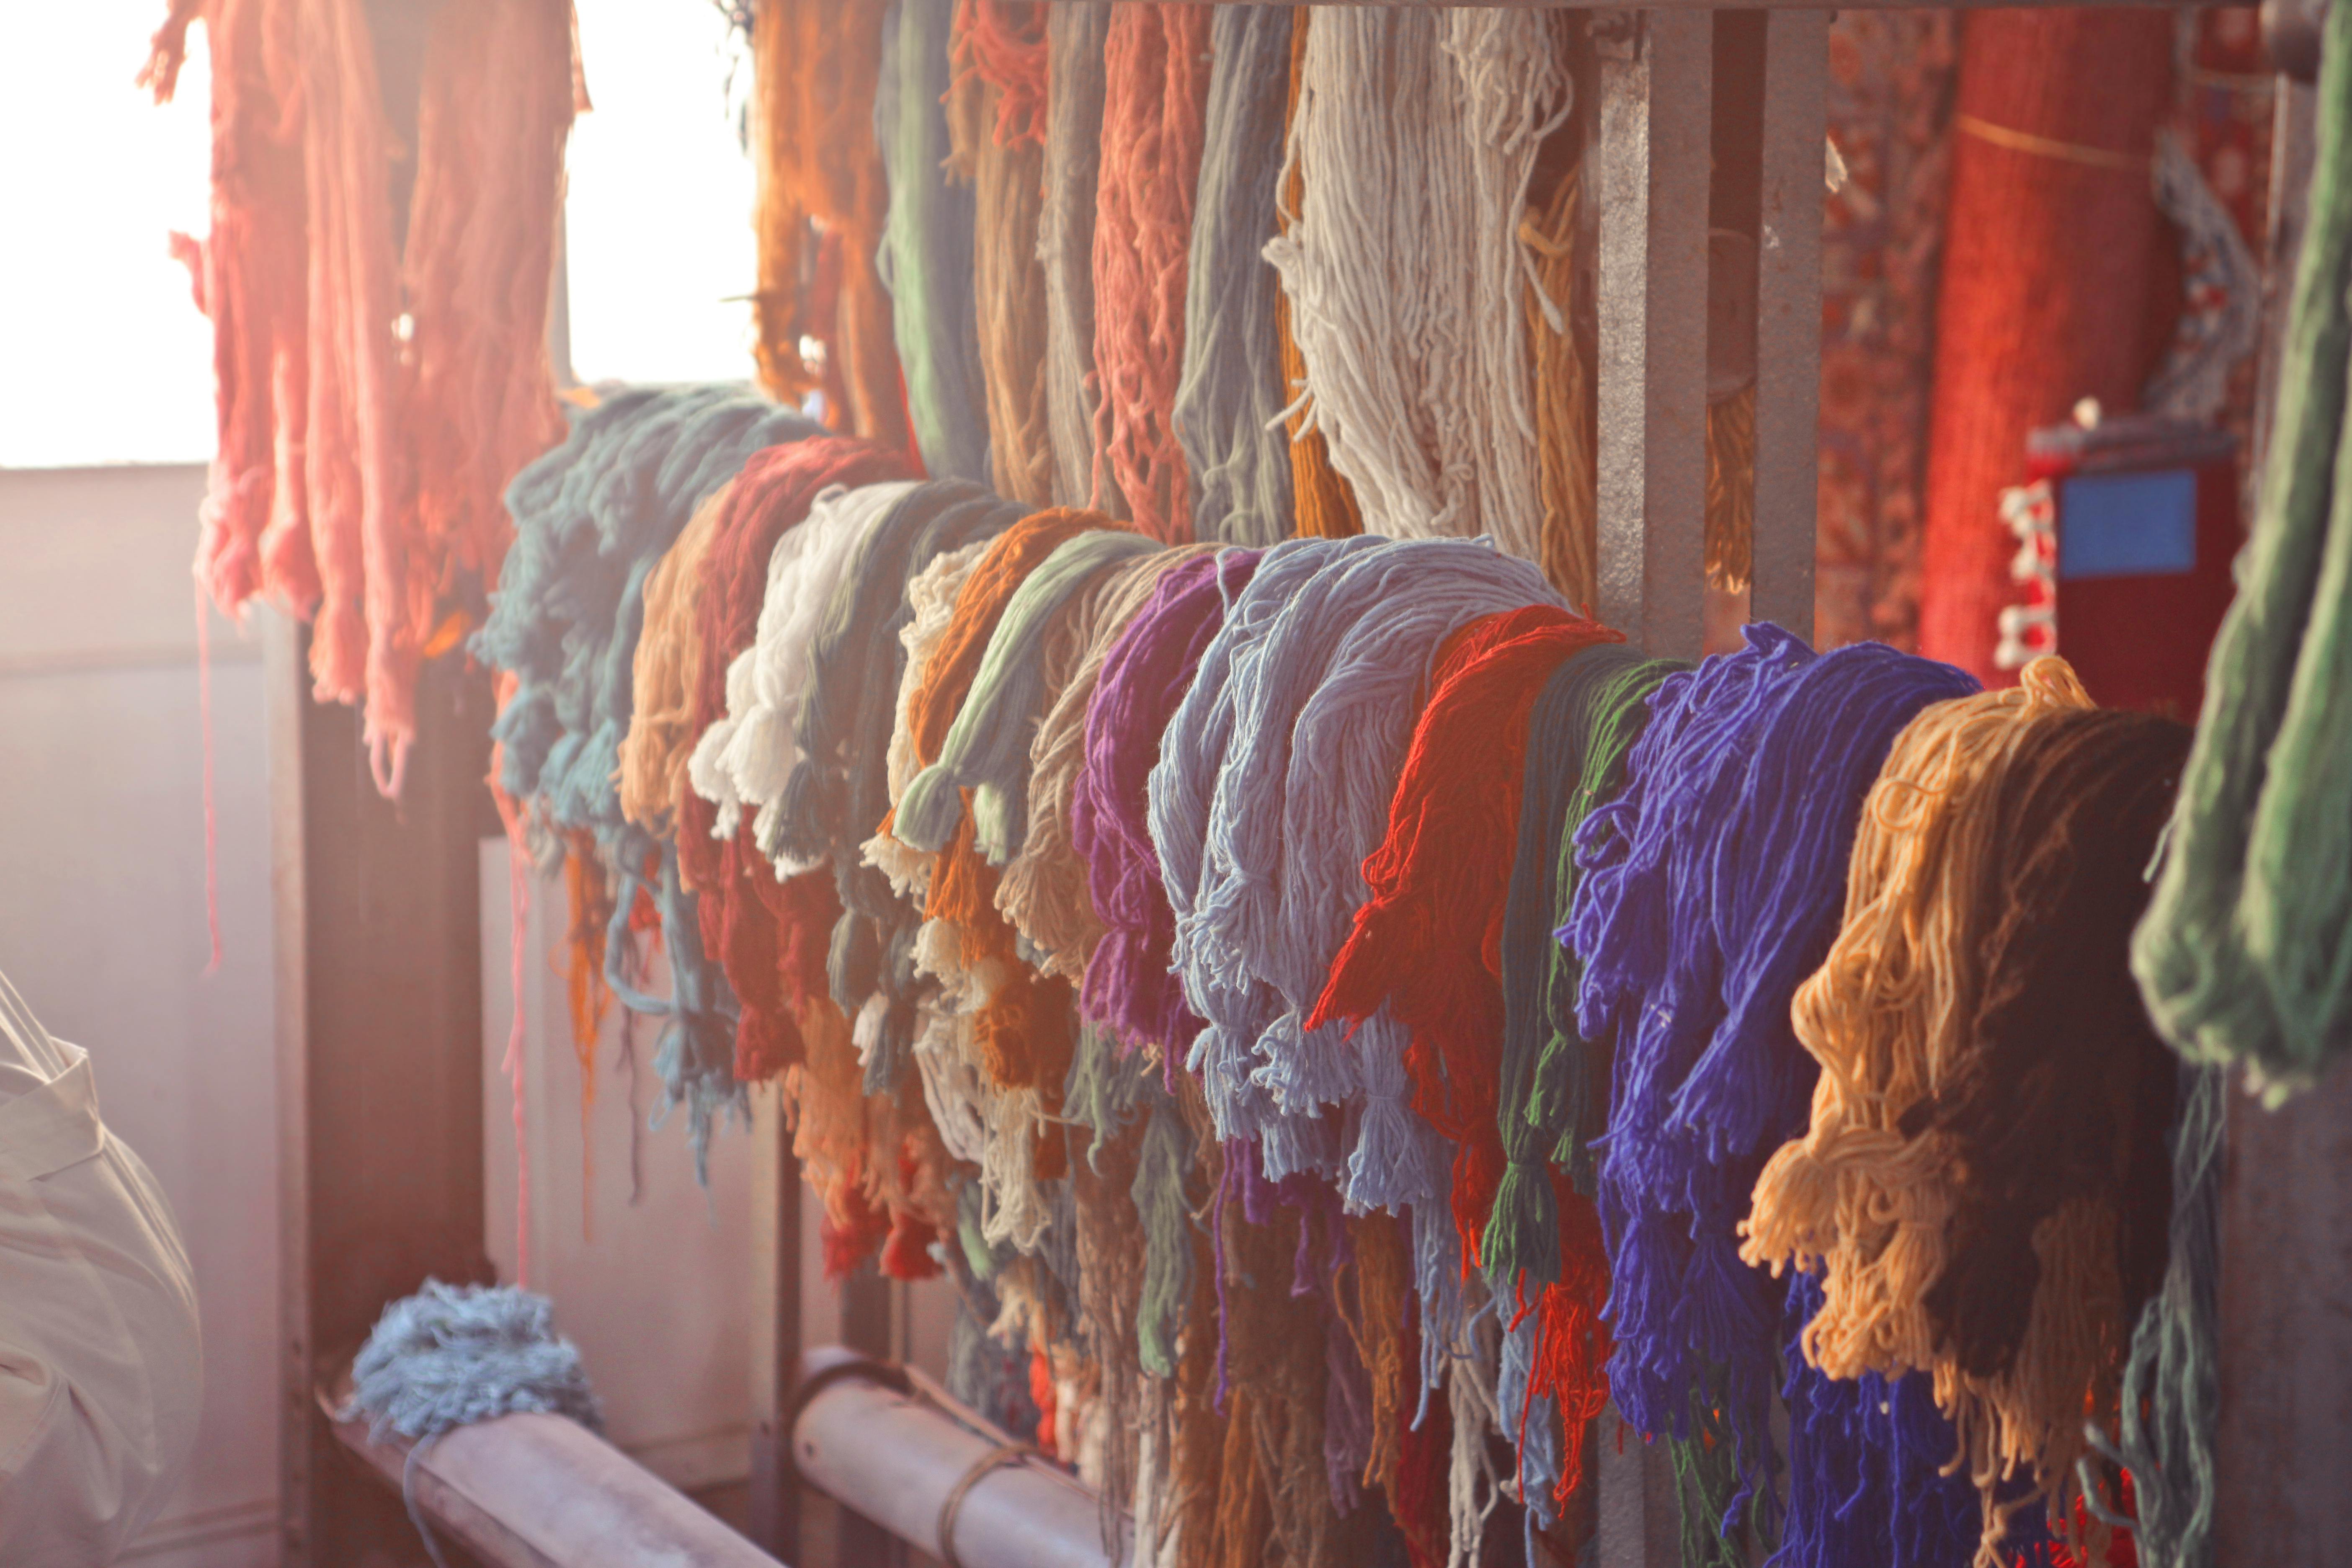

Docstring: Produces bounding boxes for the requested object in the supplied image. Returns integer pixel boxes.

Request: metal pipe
[790,1347,1117,1568]
[328,1401,784,1568]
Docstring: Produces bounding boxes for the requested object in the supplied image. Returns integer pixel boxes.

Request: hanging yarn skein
[2134,0,2352,1098]
[877,0,992,483]
[677,439,924,1083]
[1075,546,1263,1058]
[1090,3,1213,541]
[1566,624,1978,1548]
[748,0,908,447]
[1265,8,1566,564]
[1039,2,1122,516]
[952,0,1056,507]
[616,479,736,834]
[1487,645,1683,1288]
[1173,6,1296,548]
[1270,7,1364,545]
[996,545,1210,981]
[147,0,577,793]
[773,483,1026,1081]
[1149,535,1380,1181]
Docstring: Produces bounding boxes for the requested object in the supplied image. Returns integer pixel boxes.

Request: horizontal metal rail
[327,1394,784,1568]
[790,1347,1116,1568]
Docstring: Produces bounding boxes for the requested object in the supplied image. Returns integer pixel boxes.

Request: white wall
[0,464,278,1567]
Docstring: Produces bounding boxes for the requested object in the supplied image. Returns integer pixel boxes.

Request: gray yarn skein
[1174,6,1297,548]
[1152,535,1384,1182]
[1041,4,1125,517]
[343,1281,602,1568]
[345,1281,602,1444]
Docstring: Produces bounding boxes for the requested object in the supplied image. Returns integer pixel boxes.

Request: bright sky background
[0,3,756,471]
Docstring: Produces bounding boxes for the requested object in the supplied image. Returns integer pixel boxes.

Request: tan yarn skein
[1740,655,2102,1561]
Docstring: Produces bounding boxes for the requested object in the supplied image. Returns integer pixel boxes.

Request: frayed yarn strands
[1173,6,1296,549]
[1567,624,1978,1545]
[692,480,918,856]
[147,0,576,794]
[1040,3,1122,516]
[997,547,1210,981]
[1075,547,1262,1057]
[1264,9,1567,563]
[1737,659,2173,1561]
[877,0,992,482]
[478,387,819,1165]
[749,0,907,446]
[895,529,1160,859]
[2133,0,2352,1100]
[953,1,1056,507]
[1091,4,1213,542]
[145,0,314,621]
[677,439,923,1083]
[402,0,577,605]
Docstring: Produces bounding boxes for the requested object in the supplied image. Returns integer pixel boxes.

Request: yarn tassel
[1040,3,1122,516]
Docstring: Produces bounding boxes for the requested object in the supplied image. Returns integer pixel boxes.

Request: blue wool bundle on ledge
[345,1281,603,1446]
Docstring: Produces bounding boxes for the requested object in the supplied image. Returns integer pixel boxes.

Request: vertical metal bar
[1596,10,1712,659]
[1750,8,1826,645]
[1595,1403,1682,1568]
[2215,52,2352,1565]
[747,1085,803,1560]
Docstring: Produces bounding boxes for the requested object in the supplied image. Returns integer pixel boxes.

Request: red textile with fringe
[1916,9,2174,685]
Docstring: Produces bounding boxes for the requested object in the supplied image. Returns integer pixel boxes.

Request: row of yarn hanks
[996,546,1213,982]
[747,0,908,450]
[1091,4,1213,542]
[1263,8,1568,565]
[1481,649,1684,1525]
[478,387,817,1168]
[877,0,992,482]
[1744,659,2188,1560]
[1074,547,1262,1058]
[1564,625,1978,1553]
[676,440,923,1086]
[2135,0,2352,1100]
[950,0,1055,507]
[1172,5,1296,548]
[145,0,578,793]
